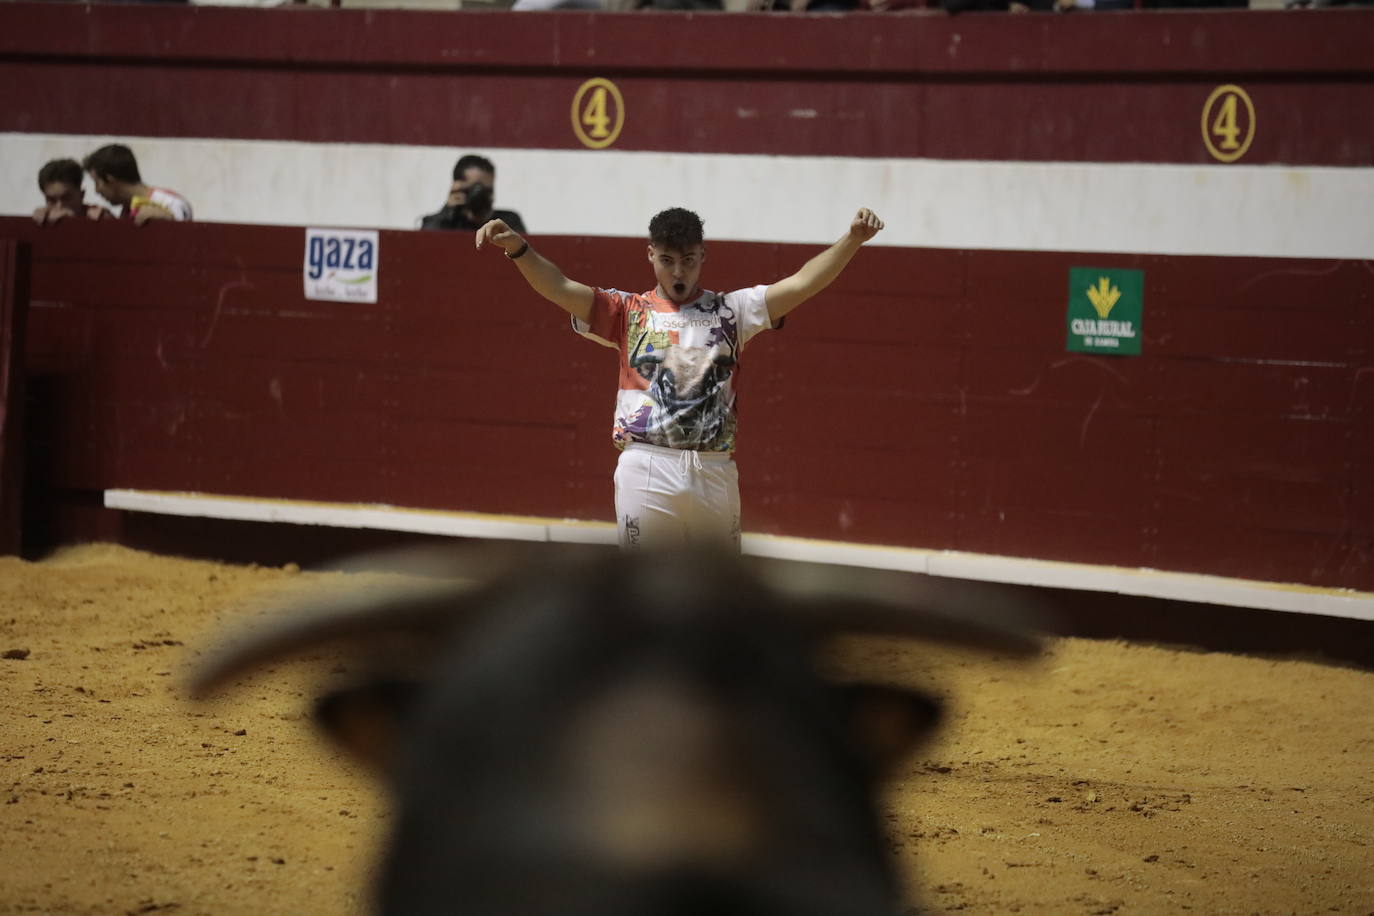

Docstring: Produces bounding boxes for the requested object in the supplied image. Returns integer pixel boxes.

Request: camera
[461,182,493,215]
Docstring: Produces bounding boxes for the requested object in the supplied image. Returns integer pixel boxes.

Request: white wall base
[104,488,1374,622]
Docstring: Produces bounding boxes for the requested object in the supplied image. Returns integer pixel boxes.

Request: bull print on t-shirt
[575,285,774,455]
[628,341,737,449]
[624,300,739,450]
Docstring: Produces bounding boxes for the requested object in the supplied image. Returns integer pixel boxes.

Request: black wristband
[506,241,530,260]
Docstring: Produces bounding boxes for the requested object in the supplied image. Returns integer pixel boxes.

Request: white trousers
[613,443,741,551]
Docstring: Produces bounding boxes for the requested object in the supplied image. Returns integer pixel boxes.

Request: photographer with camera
[420,154,526,233]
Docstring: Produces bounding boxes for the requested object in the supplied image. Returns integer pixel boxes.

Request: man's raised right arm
[475,219,594,323]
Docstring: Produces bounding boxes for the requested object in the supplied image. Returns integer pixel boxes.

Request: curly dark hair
[648,207,704,251]
[38,158,83,190]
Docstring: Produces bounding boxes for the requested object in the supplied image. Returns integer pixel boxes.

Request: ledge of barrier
[105,488,1374,623]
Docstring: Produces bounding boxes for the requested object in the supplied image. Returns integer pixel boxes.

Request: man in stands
[32,158,114,225]
[420,153,525,233]
[82,144,192,224]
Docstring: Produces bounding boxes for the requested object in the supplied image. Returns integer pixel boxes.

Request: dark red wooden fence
[6,217,1371,589]
[2,4,1372,166]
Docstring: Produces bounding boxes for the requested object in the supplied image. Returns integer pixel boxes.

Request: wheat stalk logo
[1086,277,1122,319]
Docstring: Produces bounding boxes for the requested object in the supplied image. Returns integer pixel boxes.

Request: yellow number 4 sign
[572,78,626,150]
[1201,84,1256,163]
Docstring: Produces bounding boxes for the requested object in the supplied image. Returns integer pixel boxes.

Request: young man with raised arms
[476,206,883,550]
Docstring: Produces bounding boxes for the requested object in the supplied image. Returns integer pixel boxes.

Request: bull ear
[834,684,943,776]
[314,679,422,777]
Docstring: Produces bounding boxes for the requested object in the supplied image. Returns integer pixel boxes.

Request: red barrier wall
[7,217,1372,590]
[4,4,1372,589]
[2,3,1372,165]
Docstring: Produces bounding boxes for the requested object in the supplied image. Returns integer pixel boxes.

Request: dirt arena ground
[1,544,1371,915]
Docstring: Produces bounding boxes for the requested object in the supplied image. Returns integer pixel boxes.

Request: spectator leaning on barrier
[476,205,883,552]
[32,158,114,225]
[82,144,193,224]
[420,154,525,233]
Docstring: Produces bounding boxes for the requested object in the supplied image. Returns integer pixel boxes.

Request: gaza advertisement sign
[304,228,379,303]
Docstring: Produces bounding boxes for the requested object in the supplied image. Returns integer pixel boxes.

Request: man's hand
[849,208,885,244]
[33,204,76,225]
[475,219,525,255]
[446,180,466,209]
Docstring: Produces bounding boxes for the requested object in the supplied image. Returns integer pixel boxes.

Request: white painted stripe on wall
[104,489,1374,621]
[8,133,1373,259]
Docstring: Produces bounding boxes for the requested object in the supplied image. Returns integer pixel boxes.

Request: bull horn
[187,578,471,699]
[187,542,536,699]
[752,558,1048,657]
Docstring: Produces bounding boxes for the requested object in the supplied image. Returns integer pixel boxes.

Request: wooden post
[0,239,31,556]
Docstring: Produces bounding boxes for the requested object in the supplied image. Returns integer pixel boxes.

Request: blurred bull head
[191,544,1045,916]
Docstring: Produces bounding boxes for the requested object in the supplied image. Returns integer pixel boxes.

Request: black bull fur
[190,545,1045,916]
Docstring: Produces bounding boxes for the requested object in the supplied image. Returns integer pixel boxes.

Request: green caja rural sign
[1066,267,1143,356]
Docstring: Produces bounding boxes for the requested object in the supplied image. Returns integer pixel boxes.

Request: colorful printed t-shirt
[573,285,775,453]
[126,187,193,222]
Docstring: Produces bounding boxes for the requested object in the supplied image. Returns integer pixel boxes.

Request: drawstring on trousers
[679,448,704,474]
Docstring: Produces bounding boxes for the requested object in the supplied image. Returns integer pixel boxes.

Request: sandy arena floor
[1,545,1371,915]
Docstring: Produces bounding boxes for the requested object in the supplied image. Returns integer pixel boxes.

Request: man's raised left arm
[764,208,884,323]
